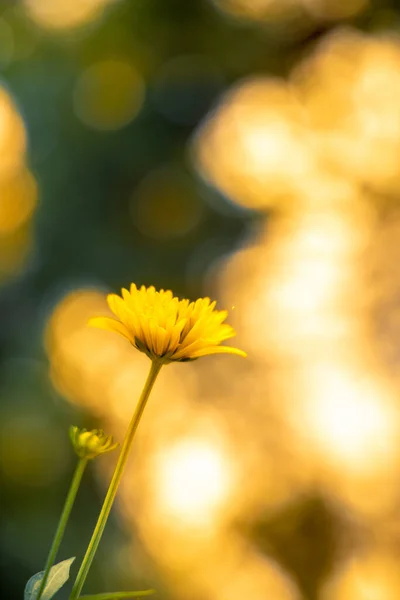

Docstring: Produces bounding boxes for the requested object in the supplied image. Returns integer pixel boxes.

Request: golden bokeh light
[293,29,400,195]
[0,168,38,235]
[193,22,400,522]
[161,535,303,600]
[216,195,400,518]
[0,87,26,178]
[212,547,302,600]
[365,211,400,393]
[0,87,37,280]
[150,436,234,529]
[73,60,145,131]
[323,551,400,600]
[193,78,315,211]
[210,135,400,521]
[23,0,116,31]
[292,362,400,482]
[194,29,400,211]
[46,289,128,412]
[218,190,372,360]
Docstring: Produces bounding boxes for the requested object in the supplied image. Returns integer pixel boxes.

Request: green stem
[79,590,155,599]
[70,360,163,600]
[37,458,88,600]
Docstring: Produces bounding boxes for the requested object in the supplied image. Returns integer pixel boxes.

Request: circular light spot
[23,0,115,31]
[323,552,400,600]
[0,87,26,177]
[0,168,38,235]
[193,78,315,211]
[152,438,234,528]
[73,60,145,131]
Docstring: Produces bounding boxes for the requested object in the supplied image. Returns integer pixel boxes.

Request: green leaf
[79,590,156,599]
[24,557,75,600]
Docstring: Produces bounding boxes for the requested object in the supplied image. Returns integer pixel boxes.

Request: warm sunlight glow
[0,89,36,280]
[213,551,301,600]
[23,0,116,31]
[299,364,400,474]
[46,289,126,413]
[293,30,400,194]
[0,168,38,235]
[0,88,26,178]
[323,552,400,600]
[153,438,233,528]
[194,78,315,210]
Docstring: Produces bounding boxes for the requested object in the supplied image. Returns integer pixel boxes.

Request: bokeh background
[3,0,400,599]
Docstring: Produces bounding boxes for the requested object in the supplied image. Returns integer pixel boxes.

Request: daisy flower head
[89,284,246,363]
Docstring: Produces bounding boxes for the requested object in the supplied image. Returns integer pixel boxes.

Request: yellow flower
[70,426,119,460]
[88,284,246,363]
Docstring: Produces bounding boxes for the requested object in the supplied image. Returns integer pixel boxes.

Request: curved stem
[37,458,88,600]
[70,360,163,600]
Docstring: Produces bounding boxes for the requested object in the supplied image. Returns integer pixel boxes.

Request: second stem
[37,457,88,600]
[70,359,163,600]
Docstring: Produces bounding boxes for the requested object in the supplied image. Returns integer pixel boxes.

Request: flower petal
[189,345,247,359]
[88,317,134,343]
[90,284,246,362]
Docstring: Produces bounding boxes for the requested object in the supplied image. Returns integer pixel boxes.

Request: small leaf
[24,557,75,600]
[79,590,156,599]
[24,571,42,600]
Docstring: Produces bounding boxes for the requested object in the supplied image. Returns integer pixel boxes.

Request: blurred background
[3,0,400,599]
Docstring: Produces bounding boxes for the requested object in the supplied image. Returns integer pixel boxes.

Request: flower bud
[69,426,118,460]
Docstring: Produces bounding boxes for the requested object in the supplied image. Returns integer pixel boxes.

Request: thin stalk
[37,458,88,600]
[70,360,163,600]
